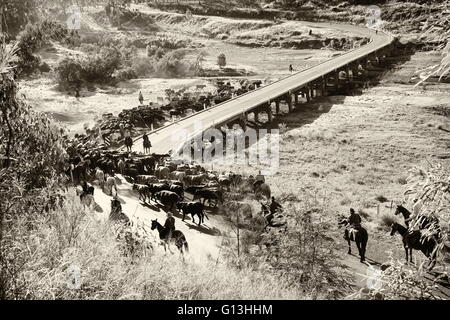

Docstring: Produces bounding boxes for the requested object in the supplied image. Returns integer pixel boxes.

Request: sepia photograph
[0,0,449,306]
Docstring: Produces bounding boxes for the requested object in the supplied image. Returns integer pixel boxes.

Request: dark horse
[390,222,438,270]
[125,136,133,153]
[338,218,368,262]
[151,219,189,254]
[253,180,271,200]
[394,205,441,237]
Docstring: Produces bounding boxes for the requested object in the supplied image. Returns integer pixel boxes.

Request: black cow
[141,156,157,173]
[147,183,171,200]
[124,167,139,179]
[185,185,207,194]
[132,184,150,202]
[177,202,208,225]
[169,180,184,188]
[154,191,180,210]
[168,184,184,200]
[192,188,223,207]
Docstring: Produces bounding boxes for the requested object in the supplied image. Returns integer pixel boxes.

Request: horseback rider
[143,133,152,154]
[255,170,265,183]
[344,208,362,241]
[124,129,133,152]
[261,203,273,229]
[164,213,176,237]
[110,196,123,220]
[269,196,282,215]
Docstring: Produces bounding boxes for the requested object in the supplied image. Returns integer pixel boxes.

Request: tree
[56,58,83,91]
[0,42,19,169]
[1,0,37,37]
[217,53,227,69]
[1,41,67,298]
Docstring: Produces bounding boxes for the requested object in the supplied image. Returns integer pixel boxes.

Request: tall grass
[5,190,301,300]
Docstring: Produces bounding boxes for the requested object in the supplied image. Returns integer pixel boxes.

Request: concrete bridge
[125,28,397,157]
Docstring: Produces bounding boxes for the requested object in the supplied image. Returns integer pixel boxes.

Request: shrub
[56,58,84,91]
[153,49,194,78]
[130,56,154,78]
[375,195,388,203]
[378,213,398,229]
[113,67,137,82]
[56,47,124,88]
[81,47,122,83]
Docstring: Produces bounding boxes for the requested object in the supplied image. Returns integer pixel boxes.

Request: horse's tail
[362,228,369,248]
[183,239,189,253]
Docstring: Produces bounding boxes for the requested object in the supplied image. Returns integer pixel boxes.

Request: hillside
[151,0,450,47]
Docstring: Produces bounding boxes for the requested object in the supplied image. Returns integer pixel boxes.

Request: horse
[390,222,438,270]
[338,218,368,263]
[394,205,441,237]
[125,136,133,153]
[261,203,273,231]
[253,181,271,200]
[110,198,129,223]
[151,219,189,254]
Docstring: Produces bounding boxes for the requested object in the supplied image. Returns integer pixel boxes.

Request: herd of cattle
[67,146,272,226]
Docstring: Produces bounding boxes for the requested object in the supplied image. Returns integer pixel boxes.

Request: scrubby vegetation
[14,20,74,75]
[56,34,202,90]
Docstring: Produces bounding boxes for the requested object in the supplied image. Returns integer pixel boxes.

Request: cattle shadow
[170,209,185,220]
[146,201,186,219]
[141,201,162,212]
[345,252,383,267]
[112,195,127,205]
[185,223,222,236]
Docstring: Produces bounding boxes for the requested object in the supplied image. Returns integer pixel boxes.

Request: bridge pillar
[275,100,280,114]
[294,92,299,105]
[321,77,327,96]
[266,104,273,123]
[305,87,311,102]
[254,110,260,123]
[286,94,293,112]
[335,70,340,87]
[238,118,247,131]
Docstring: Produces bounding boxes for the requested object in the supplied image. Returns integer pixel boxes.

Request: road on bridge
[123,27,393,156]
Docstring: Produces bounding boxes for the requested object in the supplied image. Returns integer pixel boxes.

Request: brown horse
[151,219,189,254]
[390,222,438,270]
[394,205,441,238]
[338,218,368,262]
